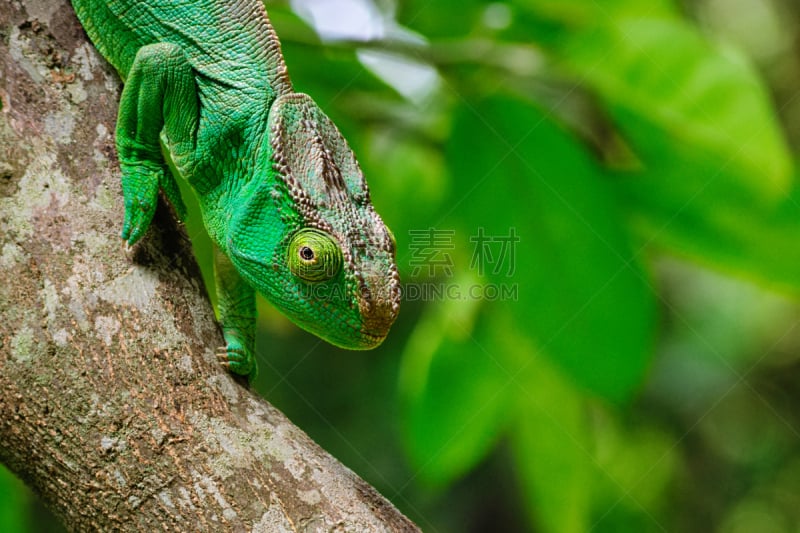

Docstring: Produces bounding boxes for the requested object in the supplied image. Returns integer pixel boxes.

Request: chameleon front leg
[214,246,257,379]
[116,43,198,245]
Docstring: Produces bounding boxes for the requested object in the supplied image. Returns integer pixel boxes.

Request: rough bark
[0,2,419,531]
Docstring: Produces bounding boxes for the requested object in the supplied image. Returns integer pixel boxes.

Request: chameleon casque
[70,0,401,378]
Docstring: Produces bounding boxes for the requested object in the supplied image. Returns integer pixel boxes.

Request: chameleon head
[227,93,400,349]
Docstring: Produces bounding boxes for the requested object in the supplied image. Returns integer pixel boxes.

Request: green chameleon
[70,0,401,378]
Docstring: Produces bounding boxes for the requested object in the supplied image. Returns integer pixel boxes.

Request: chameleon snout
[356,272,401,347]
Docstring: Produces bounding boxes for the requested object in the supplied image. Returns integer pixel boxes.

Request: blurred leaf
[591,415,677,517]
[604,102,800,293]
[561,18,792,201]
[275,24,392,113]
[505,326,592,533]
[397,0,480,39]
[616,170,800,294]
[361,129,448,253]
[399,285,514,485]
[446,95,655,403]
[0,466,29,533]
[516,0,677,25]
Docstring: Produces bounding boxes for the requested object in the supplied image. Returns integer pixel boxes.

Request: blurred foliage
[0,466,30,532]
[7,0,800,531]
[261,0,800,531]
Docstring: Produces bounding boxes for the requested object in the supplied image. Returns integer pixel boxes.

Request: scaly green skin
[70,0,401,378]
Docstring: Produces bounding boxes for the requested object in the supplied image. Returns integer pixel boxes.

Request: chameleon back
[71,0,291,103]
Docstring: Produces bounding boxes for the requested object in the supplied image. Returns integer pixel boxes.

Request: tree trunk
[0,2,419,531]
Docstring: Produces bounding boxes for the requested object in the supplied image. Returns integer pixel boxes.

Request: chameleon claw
[216,360,231,372]
[216,344,256,377]
[127,220,146,246]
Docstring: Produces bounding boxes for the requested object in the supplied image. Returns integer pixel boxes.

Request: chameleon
[69,0,401,379]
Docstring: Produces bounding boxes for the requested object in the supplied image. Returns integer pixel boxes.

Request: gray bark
[0,2,419,531]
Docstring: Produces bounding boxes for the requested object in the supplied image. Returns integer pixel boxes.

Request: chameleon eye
[288,228,342,282]
[299,246,314,261]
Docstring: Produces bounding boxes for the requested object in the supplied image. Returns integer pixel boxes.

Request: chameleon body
[70,0,401,378]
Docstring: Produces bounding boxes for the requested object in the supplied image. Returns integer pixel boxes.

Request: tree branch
[0,2,419,531]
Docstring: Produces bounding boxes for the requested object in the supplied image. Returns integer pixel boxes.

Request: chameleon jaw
[325,328,388,351]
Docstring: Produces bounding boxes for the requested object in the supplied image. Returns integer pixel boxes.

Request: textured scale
[70,0,401,378]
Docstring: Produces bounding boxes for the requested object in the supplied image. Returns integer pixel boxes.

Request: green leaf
[445,95,655,403]
[505,327,592,533]
[398,283,514,485]
[515,0,677,25]
[397,0,481,39]
[361,130,448,257]
[603,103,800,293]
[617,171,800,295]
[0,466,30,532]
[563,18,792,201]
[591,413,677,522]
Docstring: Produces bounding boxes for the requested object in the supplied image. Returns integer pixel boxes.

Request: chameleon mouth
[362,329,387,345]
[336,328,387,350]
[357,299,398,346]
[322,328,385,351]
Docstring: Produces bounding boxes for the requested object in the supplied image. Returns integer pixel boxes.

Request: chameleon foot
[120,164,160,246]
[119,163,188,246]
[216,344,257,379]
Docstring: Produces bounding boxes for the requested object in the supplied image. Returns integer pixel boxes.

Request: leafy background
[6,0,800,530]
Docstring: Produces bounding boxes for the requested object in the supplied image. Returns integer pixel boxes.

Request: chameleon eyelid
[287,228,342,282]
